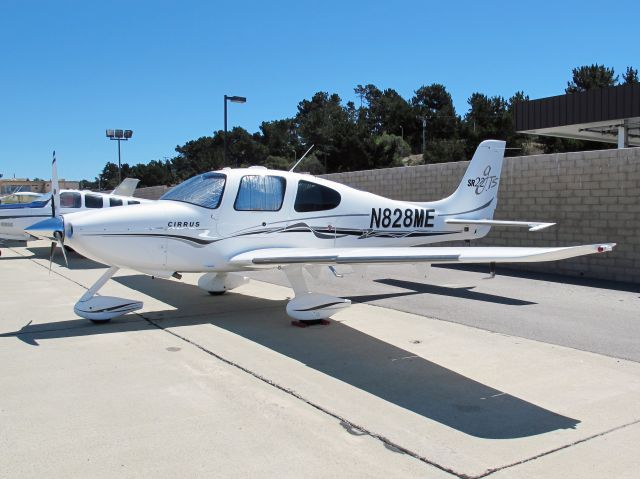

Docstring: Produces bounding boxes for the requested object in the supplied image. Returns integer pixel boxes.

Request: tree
[295,91,366,172]
[98,162,124,190]
[262,155,290,171]
[622,66,639,85]
[372,134,411,167]
[259,119,299,160]
[131,159,173,187]
[566,64,618,93]
[460,93,511,157]
[411,84,460,158]
[173,135,223,179]
[226,127,268,167]
[355,84,413,139]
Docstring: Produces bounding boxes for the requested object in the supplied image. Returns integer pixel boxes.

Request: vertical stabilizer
[425,140,506,220]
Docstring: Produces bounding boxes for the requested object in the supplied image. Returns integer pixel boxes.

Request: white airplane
[27,140,615,324]
[0,191,45,205]
[0,169,150,243]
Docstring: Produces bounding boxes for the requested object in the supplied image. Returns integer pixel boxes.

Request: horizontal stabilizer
[445,219,556,232]
[229,244,616,267]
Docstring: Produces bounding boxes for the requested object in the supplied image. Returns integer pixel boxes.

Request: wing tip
[596,243,616,253]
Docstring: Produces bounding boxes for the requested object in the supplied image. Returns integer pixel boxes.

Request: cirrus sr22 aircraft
[27,140,615,325]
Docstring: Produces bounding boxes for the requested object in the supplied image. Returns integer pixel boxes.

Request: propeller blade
[51,151,60,218]
[49,241,56,273]
[54,231,69,268]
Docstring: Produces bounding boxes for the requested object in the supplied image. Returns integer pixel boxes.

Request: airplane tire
[208,290,226,296]
[89,318,112,324]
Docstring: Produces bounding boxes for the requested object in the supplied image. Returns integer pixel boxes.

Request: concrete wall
[134,185,170,200]
[323,147,640,284]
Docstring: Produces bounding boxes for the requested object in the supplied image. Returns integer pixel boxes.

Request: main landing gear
[282,265,351,327]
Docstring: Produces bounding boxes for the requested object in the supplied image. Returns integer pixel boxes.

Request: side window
[234,175,286,211]
[109,198,123,207]
[294,180,341,212]
[85,194,104,208]
[127,200,140,205]
[60,192,81,208]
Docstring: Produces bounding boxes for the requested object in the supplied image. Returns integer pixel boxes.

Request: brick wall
[323,148,640,284]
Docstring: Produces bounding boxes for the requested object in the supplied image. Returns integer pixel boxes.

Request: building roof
[514,83,640,146]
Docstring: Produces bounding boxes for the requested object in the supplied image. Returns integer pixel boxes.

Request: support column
[617,123,629,149]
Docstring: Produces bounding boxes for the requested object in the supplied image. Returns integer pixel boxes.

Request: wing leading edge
[229,244,616,268]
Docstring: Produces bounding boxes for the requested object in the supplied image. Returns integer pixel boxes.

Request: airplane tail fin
[112,178,140,197]
[423,140,506,220]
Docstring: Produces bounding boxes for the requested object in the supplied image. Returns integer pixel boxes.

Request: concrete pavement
[1,240,639,478]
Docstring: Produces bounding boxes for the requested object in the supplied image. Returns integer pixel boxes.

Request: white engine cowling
[286,293,351,321]
[198,272,249,294]
[74,296,143,321]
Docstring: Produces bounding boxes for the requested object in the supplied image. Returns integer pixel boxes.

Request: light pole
[106,129,133,184]
[224,95,246,166]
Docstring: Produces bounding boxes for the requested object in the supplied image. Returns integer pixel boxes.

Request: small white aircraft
[0,191,45,205]
[0,163,150,243]
[27,140,615,324]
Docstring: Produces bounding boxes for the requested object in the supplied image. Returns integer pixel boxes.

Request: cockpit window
[294,180,341,212]
[160,172,226,209]
[234,175,286,211]
[60,192,81,208]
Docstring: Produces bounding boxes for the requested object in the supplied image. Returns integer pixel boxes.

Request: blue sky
[0,0,637,180]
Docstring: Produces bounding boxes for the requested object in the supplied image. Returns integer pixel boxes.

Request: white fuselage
[63,168,490,276]
[0,190,150,241]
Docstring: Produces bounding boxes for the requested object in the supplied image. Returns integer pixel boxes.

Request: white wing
[229,244,615,268]
[444,219,556,232]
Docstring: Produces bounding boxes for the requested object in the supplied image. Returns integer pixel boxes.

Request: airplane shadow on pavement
[1,273,578,440]
[356,278,536,306]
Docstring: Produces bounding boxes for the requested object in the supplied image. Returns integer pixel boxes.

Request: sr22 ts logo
[467,165,499,195]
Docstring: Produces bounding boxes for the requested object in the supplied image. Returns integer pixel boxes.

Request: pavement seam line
[474,418,640,478]
[138,312,469,479]
[17,252,464,478]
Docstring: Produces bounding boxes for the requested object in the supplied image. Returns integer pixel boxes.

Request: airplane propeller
[26,151,69,272]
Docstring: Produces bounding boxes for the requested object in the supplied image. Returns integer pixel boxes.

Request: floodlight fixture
[105,128,134,183]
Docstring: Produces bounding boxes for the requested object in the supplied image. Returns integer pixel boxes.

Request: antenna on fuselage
[289,145,315,172]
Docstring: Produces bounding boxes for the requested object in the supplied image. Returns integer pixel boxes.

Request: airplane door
[217,174,289,241]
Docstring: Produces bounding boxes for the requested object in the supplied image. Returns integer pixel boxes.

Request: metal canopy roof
[514,83,640,146]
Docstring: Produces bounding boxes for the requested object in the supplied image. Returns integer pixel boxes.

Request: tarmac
[1,240,639,478]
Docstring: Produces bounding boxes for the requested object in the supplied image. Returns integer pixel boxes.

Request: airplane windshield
[160,172,226,209]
